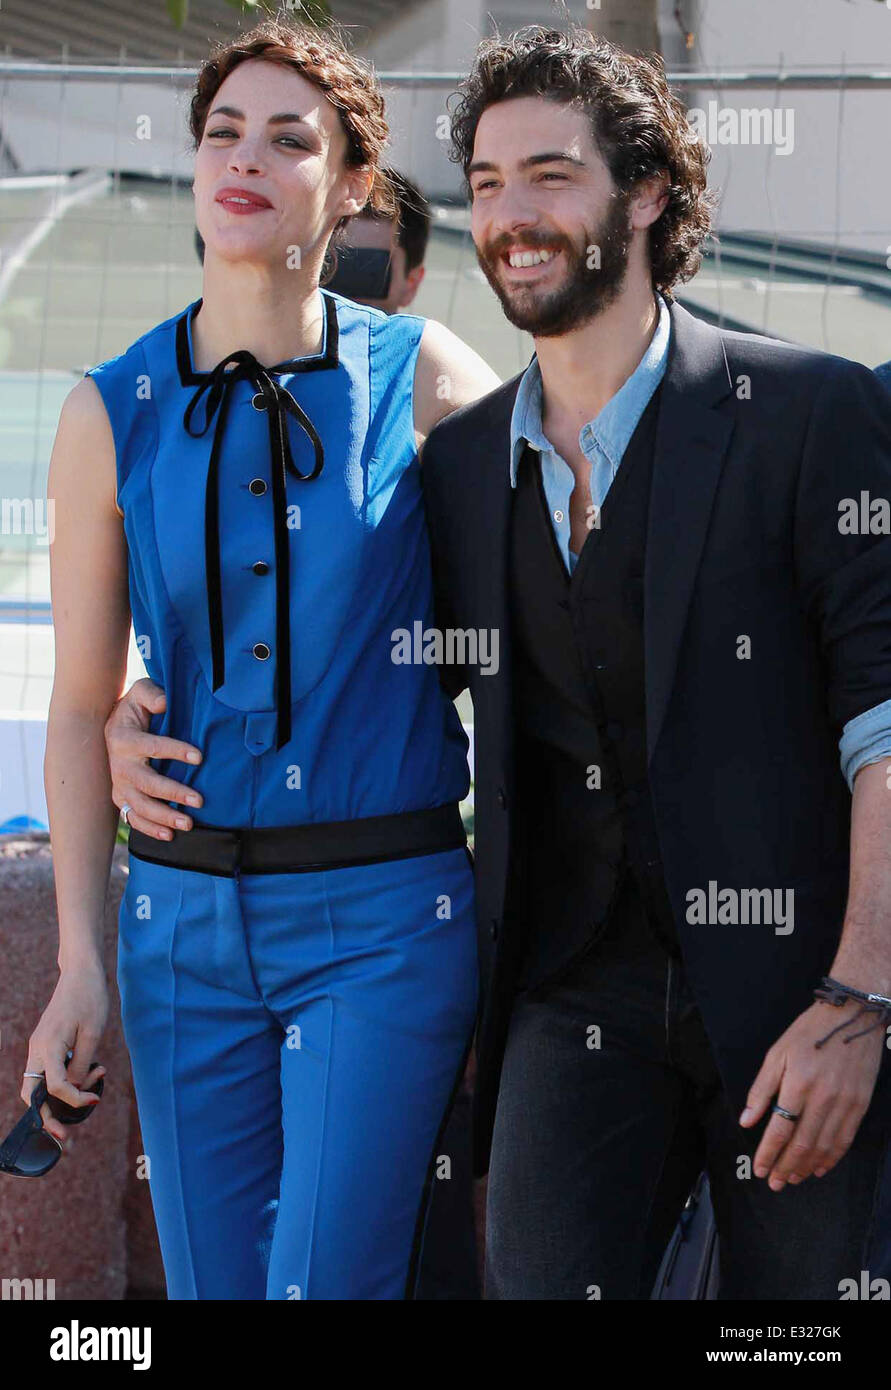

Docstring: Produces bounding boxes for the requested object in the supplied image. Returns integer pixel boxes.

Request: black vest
[509,386,680,989]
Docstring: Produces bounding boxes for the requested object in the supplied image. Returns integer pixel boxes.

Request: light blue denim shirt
[507,295,891,790]
[510,294,670,574]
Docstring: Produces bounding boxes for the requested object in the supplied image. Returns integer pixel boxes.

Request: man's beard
[475,191,633,338]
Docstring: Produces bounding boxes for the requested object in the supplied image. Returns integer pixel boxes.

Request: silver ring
[23,1070,45,1079]
[772,1103,800,1122]
[120,802,132,826]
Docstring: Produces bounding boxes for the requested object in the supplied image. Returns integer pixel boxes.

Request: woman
[27,17,499,1299]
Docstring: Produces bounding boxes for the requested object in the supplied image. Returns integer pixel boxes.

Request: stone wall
[0,833,164,1301]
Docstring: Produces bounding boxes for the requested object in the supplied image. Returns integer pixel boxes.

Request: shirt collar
[509,292,671,486]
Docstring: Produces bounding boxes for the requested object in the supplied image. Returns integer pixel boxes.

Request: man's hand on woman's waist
[105,677,202,839]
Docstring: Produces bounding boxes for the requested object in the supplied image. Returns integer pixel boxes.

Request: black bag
[650,1171,720,1299]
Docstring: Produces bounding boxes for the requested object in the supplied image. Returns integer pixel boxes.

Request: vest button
[497,787,507,809]
[619,788,639,809]
[252,642,271,660]
[489,919,499,941]
[252,560,270,576]
[605,721,624,741]
[249,478,267,496]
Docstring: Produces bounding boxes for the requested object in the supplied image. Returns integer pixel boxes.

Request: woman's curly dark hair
[448,25,717,296]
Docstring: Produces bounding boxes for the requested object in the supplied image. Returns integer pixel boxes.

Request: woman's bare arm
[45,376,131,967]
[26,376,131,1131]
[413,318,501,449]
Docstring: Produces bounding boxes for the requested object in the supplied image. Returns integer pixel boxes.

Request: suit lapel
[465,377,522,779]
[645,301,736,764]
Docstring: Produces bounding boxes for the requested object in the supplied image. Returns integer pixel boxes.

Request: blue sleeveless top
[84,289,470,828]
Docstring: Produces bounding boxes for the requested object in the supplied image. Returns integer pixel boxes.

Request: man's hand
[105,678,203,840]
[739,999,884,1191]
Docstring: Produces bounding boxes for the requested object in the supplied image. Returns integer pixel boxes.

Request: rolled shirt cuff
[839,696,891,790]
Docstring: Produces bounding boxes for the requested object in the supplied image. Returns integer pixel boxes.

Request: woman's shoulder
[85,301,191,384]
[323,288,426,347]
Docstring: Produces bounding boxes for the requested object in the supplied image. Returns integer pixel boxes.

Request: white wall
[2,0,887,242]
[364,0,891,250]
[681,0,891,256]
[360,0,481,200]
[0,74,194,182]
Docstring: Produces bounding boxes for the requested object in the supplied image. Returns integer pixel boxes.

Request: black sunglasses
[0,1058,104,1178]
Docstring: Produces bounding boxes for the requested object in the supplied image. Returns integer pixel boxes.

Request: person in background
[327,166,430,314]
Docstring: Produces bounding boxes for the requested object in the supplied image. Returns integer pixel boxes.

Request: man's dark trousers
[485,874,891,1300]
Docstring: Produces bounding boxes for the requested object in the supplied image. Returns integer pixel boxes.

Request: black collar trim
[175,291,340,387]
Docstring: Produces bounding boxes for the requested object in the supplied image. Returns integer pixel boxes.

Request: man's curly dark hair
[448,25,718,297]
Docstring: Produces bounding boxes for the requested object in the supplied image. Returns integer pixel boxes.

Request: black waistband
[126,802,467,877]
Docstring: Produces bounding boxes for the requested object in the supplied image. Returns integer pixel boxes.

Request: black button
[489,919,499,941]
[249,478,267,496]
[252,560,269,576]
[605,721,624,741]
[497,787,507,809]
[619,788,639,810]
[557,598,569,610]
[646,859,660,869]
[252,642,271,660]
[251,392,268,411]
[593,663,607,672]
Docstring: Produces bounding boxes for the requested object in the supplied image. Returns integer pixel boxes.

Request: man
[419,26,891,1299]
[106,27,891,1300]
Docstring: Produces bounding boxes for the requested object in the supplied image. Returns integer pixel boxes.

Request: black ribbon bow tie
[182,349,325,752]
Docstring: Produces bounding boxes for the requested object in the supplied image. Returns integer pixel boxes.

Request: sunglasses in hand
[0,1056,104,1178]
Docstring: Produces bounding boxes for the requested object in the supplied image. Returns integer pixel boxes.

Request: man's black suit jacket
[422,299,891,1178]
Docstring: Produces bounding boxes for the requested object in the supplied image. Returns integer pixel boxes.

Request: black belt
[127,802,468,877]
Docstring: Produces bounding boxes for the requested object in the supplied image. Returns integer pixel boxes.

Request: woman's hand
[22,962,109,1146]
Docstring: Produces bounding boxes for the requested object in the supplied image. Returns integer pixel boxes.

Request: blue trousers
[117,846,478,1300]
